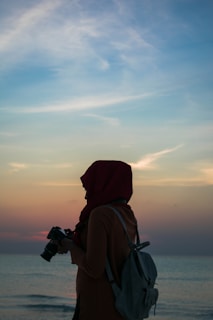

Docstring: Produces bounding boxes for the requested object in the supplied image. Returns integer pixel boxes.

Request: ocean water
[0,254,212,320]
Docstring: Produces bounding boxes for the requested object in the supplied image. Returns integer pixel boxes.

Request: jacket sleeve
[70,207,108,279]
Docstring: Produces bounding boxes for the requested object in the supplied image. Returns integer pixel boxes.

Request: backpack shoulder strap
[105,205,150,293]
[106,205,150,250]
[107,205,137,248]
[105,257,120,296]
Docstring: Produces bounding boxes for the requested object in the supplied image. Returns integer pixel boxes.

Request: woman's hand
[53,238,74,254]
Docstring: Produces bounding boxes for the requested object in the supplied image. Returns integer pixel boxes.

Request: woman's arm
[60,207,108,279]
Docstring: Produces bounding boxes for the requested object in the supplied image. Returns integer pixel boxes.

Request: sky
[0,0,212,256]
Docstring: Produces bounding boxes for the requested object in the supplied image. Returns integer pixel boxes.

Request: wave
[16,294,63,300]
[157,303,213,319]
[0,293,75,314]
[22,303,75,312]
[2,294,69,301]
[1,296,213,319]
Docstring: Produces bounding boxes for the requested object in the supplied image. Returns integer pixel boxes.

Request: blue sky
[0,0,213,255]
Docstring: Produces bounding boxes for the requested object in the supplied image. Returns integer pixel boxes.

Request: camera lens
[40,241,58,262]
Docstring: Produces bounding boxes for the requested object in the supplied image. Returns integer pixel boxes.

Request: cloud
[0,230,47,242]
[30,230,48,241]
[8,161,73,174]
[132,161,213,187]
[134,177,209,187]
[0,0,63,69]
[8,162,29,173]
[0,0,154,73]
[37,181,80,187]
[129,145,183,170]
[0,0,60,52]
[4,91,155,114]
[98,58,110,71]
[84,113,120,126]
[201,167,213,185]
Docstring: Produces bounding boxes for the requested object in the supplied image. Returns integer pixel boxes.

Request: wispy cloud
[0,0,61,51]
[37,181,80,187]
[4,91,155,114]
[129,145,183,170]
[8,161,73,174]
[134,165,213,186]
[8,162,29,173]
[84,113,120,126]
[134,176,211,187]
[0,230,48,241]
[30,231,48,241]
[132,159,213,186]
[0,0,154,73]
[0,0,62,69]
[201,167,213,185]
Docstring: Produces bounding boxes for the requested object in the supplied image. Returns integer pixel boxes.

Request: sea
[0,254,212,320]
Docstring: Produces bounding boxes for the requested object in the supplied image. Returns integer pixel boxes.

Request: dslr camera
[40,226,73,262]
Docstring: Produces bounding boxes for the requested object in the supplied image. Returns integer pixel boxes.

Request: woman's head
[81,160,133,207]
[73,160,133,243]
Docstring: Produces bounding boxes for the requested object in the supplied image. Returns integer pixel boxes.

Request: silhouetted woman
[58,160,138,320]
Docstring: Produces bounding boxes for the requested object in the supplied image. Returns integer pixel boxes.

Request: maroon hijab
[73,160,133,244]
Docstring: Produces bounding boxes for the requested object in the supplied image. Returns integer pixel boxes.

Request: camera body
[47,226,67,241]
[40,226,73,262]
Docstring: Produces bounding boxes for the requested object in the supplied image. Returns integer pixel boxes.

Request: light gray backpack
[106,206,159,320]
